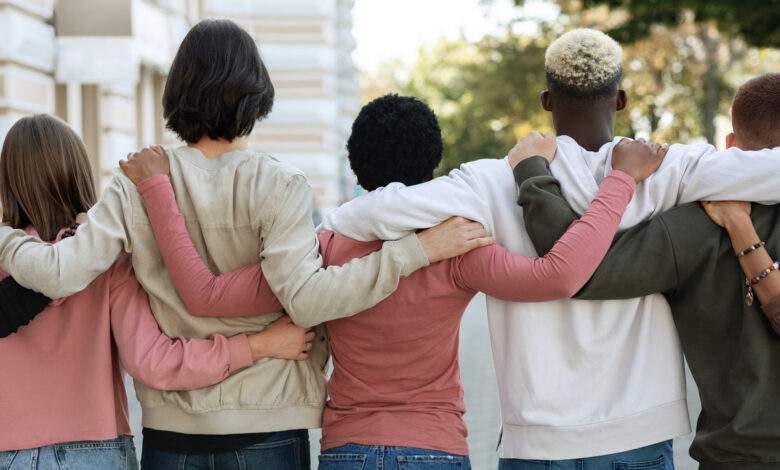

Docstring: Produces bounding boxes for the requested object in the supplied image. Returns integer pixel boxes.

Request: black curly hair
[347,94,443,191]
[162,19,274,144]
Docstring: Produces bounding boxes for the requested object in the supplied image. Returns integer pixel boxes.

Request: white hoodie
[319,136,780,459]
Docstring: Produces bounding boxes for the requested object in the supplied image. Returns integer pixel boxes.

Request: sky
[351,0,559,72]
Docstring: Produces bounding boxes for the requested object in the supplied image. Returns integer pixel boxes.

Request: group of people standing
[0,18,778,470]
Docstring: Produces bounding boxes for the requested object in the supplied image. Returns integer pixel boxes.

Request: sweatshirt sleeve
[0,276,51,338]
[454,171,635,301]
[260,174,430,328]
[0,175,132,298]
[515,157,681,299]
[107,256,253,391]
[673,144,780,204]
[319,167,491,242]
[137,175,283,317]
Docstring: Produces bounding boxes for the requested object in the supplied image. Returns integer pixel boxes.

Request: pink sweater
[0,228,253,452]
[136,171,635,455]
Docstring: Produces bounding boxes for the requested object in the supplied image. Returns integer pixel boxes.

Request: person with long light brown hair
[0,114,314,470]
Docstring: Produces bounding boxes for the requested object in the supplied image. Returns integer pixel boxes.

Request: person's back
[657,202,780,465]
[0,246,133,454]
[119,145,332,429]
[319,232,472,455]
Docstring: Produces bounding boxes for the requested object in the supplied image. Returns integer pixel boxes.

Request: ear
[540,90,553,112]
[616,90,628,111]
[726,132,737,148]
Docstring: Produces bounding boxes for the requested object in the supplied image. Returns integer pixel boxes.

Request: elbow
[557,277,586,299]
[287,311,318,329]
[285,302,319,328]
[130,367,186,392]
[179,294,217,317]
[184,302,213,318]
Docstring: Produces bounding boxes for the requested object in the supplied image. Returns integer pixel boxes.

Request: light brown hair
[0,114,96,241]
[732,73,780,150]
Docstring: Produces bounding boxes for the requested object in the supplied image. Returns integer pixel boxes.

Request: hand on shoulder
[508,131,557,169]
[611,138,668,183]
[119,145,170,185]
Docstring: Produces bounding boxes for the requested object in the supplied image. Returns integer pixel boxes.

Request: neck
[555,111,614,151]
[189,136,248,158]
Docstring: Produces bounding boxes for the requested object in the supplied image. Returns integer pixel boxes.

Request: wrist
[136,174,171,193]
[249,331,270,360]
[722,212,753,232]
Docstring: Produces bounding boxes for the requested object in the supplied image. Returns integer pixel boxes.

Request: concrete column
[65,82,83,136]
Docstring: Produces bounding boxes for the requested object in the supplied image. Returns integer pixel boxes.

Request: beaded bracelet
[745,261,780,306]
[738,241,765,258]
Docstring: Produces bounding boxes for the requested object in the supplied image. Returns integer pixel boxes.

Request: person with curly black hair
[347,94,444,191]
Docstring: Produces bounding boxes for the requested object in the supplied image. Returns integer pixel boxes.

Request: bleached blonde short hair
[545,28,623,98]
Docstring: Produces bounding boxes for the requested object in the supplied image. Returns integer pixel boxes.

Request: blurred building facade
[0,0,359,210]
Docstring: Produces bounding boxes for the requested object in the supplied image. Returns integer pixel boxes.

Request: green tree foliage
[401,34,551,173]
[578,0,780,48]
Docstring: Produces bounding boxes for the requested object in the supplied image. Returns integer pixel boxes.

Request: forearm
[110,268,253,391]
[463,171,636,301]
[138,175,282,317]
[0,176,129,298]
[722,214,780,307]
[515,157,580,256]
[319,169,490,241]
[515,157,680,299]
[262,175,430,328]
[0,276,51,338]
[268,234,429,328]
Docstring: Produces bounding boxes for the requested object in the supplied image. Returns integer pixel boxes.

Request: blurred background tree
[362,0,780,174]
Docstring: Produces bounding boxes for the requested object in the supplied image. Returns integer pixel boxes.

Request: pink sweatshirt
[0,228,253,452]
[136,170,635,455]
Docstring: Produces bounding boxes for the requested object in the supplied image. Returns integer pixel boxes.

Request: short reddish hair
[732,73,780,149]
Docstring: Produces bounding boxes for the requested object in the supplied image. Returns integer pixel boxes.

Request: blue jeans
[140,430,310,470]
[498,440,673,470]
[319,444,470,470]
[0,436,138,470]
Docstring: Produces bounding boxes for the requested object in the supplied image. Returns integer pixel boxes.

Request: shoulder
[239,151,310,193]
[445,158,507,192]
[659,202,712,226]
[658,203,721,249]
[458,157,506,176]
[243,150,304,178]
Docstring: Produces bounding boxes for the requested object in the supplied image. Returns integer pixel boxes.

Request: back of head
[347,94,443,191]
[545,28,623,102]
[163,19,275,144]
[0,114,96,241]
[732,73,780,150]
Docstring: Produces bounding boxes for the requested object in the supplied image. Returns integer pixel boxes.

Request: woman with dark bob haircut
[162,19,275,144]
[0,18,468,470]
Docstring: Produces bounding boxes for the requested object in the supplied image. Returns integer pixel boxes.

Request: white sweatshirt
[319,135,780,460]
